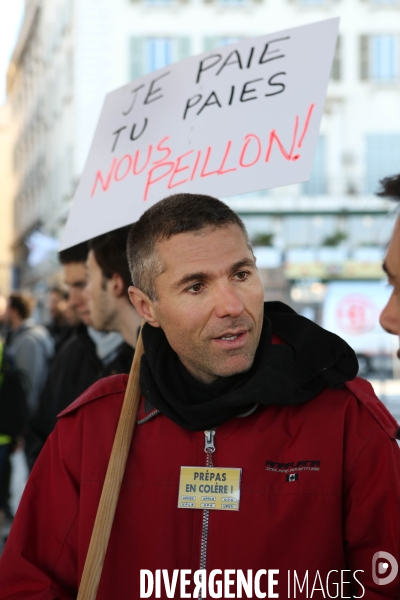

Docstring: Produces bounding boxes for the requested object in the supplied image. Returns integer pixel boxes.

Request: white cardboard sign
[60,18,339,250]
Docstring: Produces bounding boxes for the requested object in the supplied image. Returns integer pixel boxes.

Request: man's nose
[380,291,400,335]
[68,290,78,309]
[69,289,84,309]
[213,282,244,318]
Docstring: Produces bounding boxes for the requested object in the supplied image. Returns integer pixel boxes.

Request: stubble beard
[180,315,262,383]
[91,299,117,333]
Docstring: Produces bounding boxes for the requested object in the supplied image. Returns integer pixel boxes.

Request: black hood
[139,301,358,431]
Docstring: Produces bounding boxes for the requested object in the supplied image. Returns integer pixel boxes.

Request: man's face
[48,291,67,320]
[85,250,117,331]
[142,225,265,384]
[380,216,400,340]
[63,262,92,326]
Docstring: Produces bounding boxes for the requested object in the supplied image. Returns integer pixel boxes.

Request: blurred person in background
[4,292,54,471]
[63,293,80,328]
[0,335,27,546]
[5,292,53,419]
[45,286,72,353]
[87,225,142,351]
[29,238,136,464]
[378,174,400,343]
[0,295,19,541]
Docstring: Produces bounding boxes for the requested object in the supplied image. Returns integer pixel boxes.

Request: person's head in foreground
[127,193,265,383]
[379,174,400,341]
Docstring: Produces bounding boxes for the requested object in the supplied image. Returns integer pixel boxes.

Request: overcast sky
[0,0,24,104]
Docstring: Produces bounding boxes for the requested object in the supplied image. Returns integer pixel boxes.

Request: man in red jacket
[0,193,399,599]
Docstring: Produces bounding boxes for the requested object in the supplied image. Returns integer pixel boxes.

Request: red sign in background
[336,295,379,335]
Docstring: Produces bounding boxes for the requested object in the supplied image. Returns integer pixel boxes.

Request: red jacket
[0,374,399,599]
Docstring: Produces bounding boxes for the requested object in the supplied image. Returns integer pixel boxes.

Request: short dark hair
[127,193,251,301]
[59,242,89,265]
[377,174,400,200]
[90,226,132,297]
[9,291,34,320]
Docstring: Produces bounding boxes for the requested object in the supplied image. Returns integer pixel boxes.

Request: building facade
[6,0,400,297]
[0,103,16,295]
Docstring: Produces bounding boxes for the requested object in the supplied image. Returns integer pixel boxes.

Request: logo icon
[372,552,398,585]
[336,294,378,335]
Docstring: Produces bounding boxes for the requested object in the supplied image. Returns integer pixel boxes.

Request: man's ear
[110,273,125,298]
[128,286,161,328]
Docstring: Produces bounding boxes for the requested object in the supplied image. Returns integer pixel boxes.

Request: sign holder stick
[76,325,144,600]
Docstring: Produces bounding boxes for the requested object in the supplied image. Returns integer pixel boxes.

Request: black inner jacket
[140,301,358,431]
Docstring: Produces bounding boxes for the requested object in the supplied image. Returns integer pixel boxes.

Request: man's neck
[53,315,67,327]
[112,300,142,348]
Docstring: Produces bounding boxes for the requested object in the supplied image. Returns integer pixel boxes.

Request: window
[370,0,398,5]
[349,218,387,247]
[202,0,249,5]
[331,35,341,81]
[146,38,172,73]
[219,0,246,6]
[144,0,173,5]
[284,217,334,247]
[203,37,242,52]
[371,36,398,80]
[302,137,327,196]
[219,37,242,46]
[129,37,191,80]
[360,35,399,82]
[298,0,328,5]
[365,134,400,194]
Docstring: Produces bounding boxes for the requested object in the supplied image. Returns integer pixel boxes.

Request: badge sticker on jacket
[178,467,241,511]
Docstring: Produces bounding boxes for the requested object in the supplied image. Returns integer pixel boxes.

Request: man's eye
[235,271,249,280]
[187,283,203,294]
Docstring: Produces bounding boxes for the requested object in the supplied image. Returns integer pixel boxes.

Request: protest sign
[60,18,339,250]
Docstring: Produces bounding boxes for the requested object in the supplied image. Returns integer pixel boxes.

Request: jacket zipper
[199,428,216,595]
[237,403,259,418]
[139,408,256,584]
[136,409,160,425]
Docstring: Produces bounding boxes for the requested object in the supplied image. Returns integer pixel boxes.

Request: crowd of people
[0,225,142,545]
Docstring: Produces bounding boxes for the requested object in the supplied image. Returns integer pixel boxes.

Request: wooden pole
[77,326,144,600]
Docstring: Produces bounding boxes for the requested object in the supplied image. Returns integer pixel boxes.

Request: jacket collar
[136,398,260,425]
[138,301,358,431]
